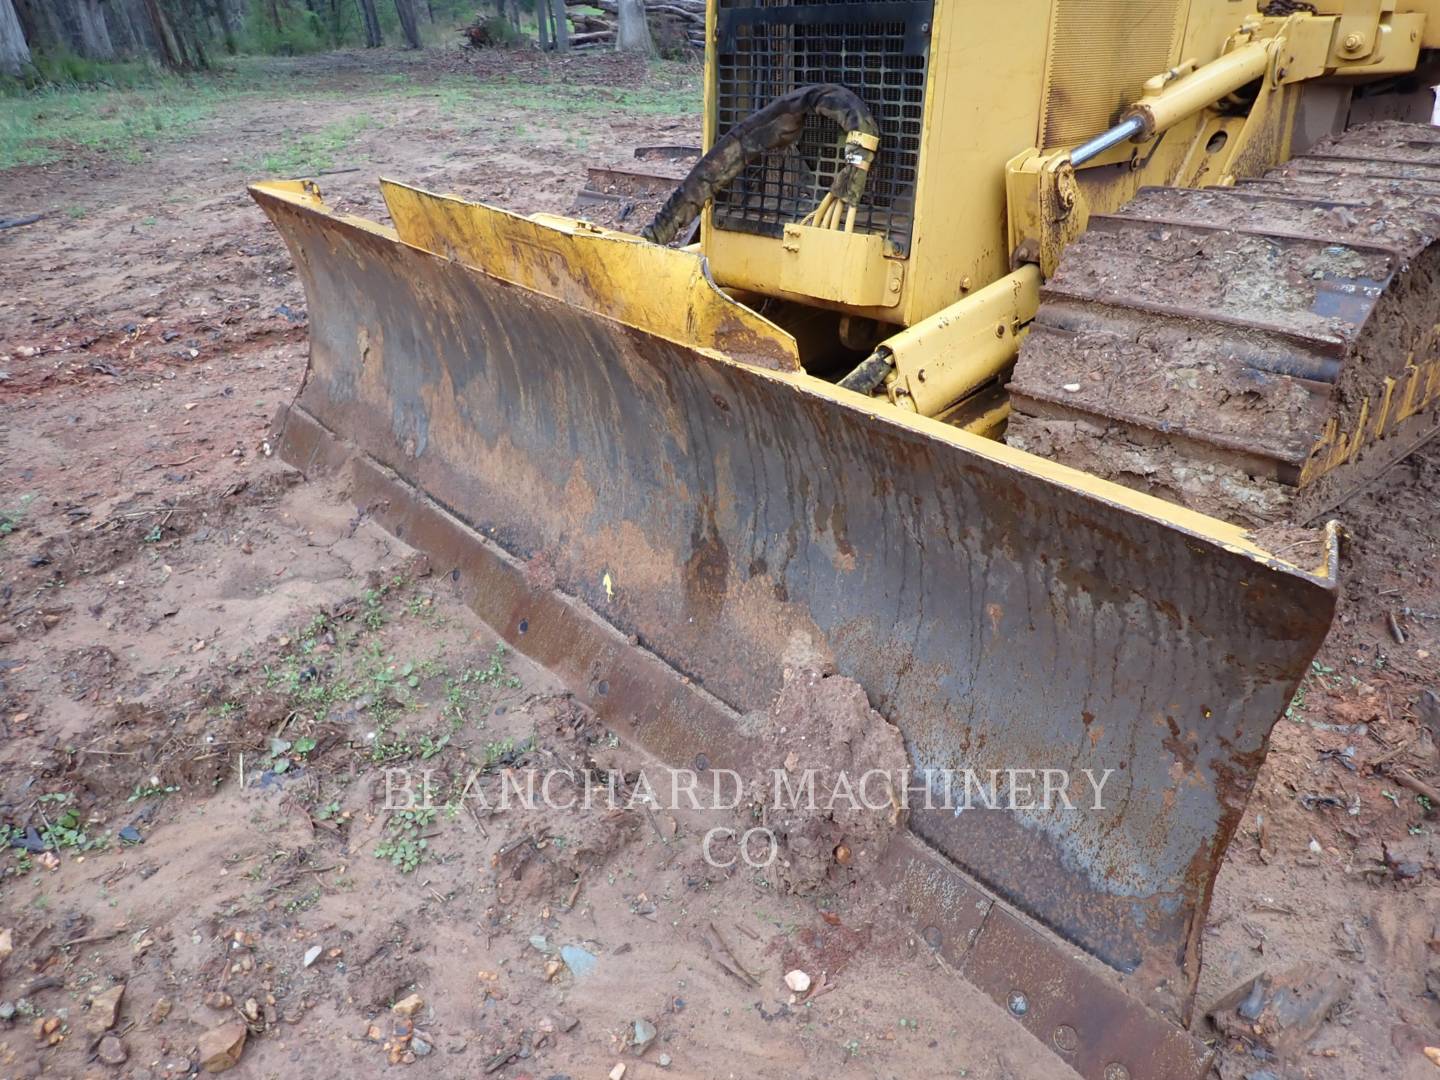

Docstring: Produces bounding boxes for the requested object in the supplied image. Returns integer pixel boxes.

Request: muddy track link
[1007,121,1440,528]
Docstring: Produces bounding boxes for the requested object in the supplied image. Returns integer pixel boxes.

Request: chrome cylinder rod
[1070,115,1146,166]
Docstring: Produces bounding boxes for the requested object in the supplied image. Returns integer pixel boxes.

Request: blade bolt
[1053,1024,1078,1053]
[1104,1065,1131,1080]
[1007,991,1029,1017]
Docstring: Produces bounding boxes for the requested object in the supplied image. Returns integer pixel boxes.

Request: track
[1007,121,1440,528]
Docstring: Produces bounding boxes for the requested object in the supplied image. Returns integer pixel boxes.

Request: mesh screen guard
[712,0,933,256]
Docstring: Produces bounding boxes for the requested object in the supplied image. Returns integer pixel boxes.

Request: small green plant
[315,800,342,821]
[128,781,179,802]
[284,887,322,914]
[37,796,107,853]
[362,588,386,631]
[417,732,451,760]
[0,493,35,537]
[374,808,436,873]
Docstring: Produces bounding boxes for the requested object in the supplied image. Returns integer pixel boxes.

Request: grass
[1,51,699,172]
[259,113,377,175]
[253,577,522,769]
[381,62,700,134]
[0,79,222,169]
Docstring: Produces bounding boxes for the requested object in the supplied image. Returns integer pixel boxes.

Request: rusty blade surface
[251,181,1337,1025]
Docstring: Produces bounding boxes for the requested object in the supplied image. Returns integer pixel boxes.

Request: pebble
[87,983,126,1034]
[197,1019,248,1073]
[392,993,424,1018]
[0,1002,14,1021]
[411,1035,432,1057]
[632,1018,656,1049]
[783,970,811,993]
[658,1053,672,1068]
[560,944,597,978]
[303,945,322,968]
[609,1065,626,1080]
[96,1034,128,1066]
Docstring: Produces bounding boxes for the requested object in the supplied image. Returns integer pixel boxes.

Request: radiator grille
[712,0,933,256]
[1040,0,1184,150]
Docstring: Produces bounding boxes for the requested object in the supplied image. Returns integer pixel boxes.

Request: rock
[783,970,811,993]
[658,1053,672,1068]
[1426,1046,1440,1067]
[150,997,172,1025]
[1207,964,1350,1058]
[560,944,597,978]
[557,1013,579,1032]
[197,1020,248,1073]
[0,1002,14,1021]
[632,1019,656,1050]
[0,928,12,970]
[242,998,260,1022]
[117,826,143,845]
[87,983,125,1033]
[204,992,233,1010]
[303,945,322,968]
[392,993,424,1018]
[609,1065,626,1080]
[544,959,564,981]
[529,934,549,951]
[411,1035,432,1057]
[96,1034,128,1066]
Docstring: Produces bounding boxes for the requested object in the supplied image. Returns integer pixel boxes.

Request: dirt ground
[1,48,1438,1080]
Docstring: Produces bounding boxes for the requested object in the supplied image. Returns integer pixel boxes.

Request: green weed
[374,808,436,873]
[259,114,376,176]
[0,80,221,170]
[0,494,35,538]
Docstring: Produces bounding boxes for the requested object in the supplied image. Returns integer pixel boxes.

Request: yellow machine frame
[698,1,1440,431]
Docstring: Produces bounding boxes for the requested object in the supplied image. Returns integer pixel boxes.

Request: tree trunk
[549,0,567,50]
[393,0,420,48]
[615,0,651,54]
[356,0,382,46]
[536,0,548,49]
[109,0,151,55]
[206,0,237,52]
[141,0,185,68]
[58,0,117,59]
[167,0,208,68]
[0,0,30,77]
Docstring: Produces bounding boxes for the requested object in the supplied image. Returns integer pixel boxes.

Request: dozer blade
[251,178,1338,1079]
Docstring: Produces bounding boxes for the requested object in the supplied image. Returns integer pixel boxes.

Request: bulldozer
[250,3,1440,1076]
